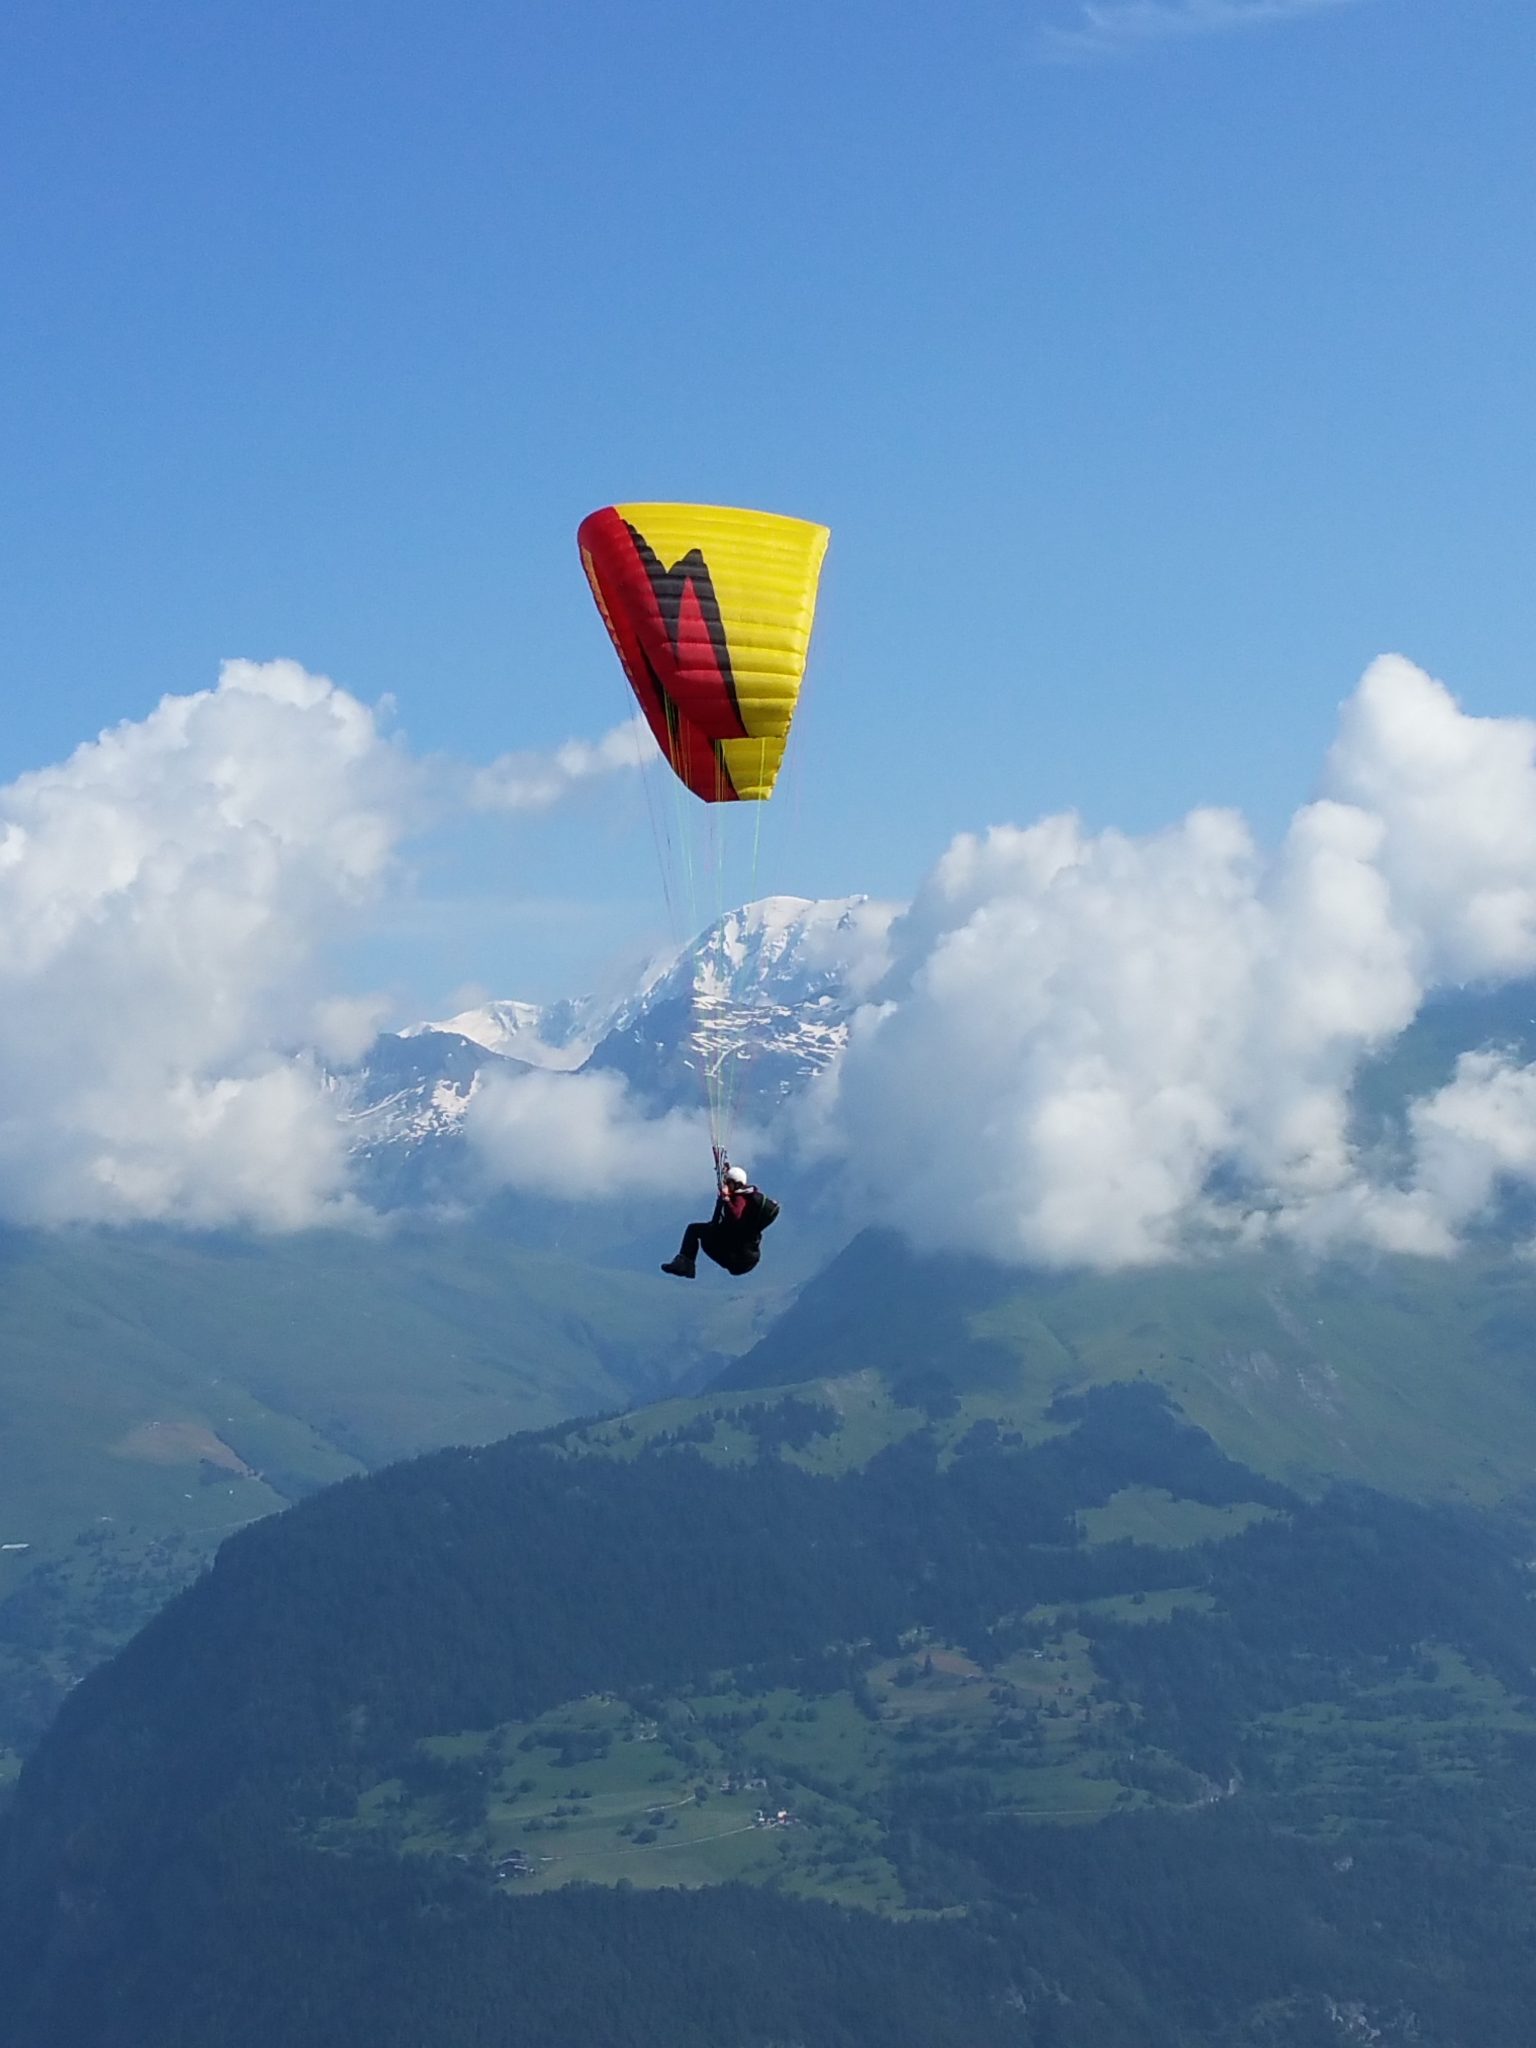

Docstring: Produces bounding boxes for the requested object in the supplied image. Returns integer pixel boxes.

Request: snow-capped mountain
[337,895,892,1205]
[337,1026,509,1142]
[329,903,1536,1228]
[586,895,889,1112]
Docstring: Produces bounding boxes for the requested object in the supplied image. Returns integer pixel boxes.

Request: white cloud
[0,659,410,1229]
[0,663,703,1231]
[311,993,396,1066]
[814,658,1536,1268]
[1042,0,1364,60]
[464,1067,706,1201]
[1325,656,1536,983]
[471,718,646,813]
[1404,1052,1536,1230]
[1279,1051,1536,1258]
[816,806,1264,1265]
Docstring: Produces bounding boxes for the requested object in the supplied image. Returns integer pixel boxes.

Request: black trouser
[677,1221,760,1276]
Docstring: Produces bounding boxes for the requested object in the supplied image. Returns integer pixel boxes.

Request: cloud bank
[465,1068,706,1203]
[0,660,410,1229]
[0,669,674,1230]
[8,649,1536,1269]
[812,657,1536,1266]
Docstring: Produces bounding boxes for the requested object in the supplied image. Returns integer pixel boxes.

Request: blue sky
[5,0,1536,1011]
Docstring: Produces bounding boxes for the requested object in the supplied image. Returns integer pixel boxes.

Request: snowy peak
[341,895,896,1204]
[403,993,613,1072]
[586,895,896,1112]
[334,1028,510,1174]
[640,896,891,1011]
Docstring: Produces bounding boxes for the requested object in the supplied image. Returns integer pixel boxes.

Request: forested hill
[6,1358,1536,2045]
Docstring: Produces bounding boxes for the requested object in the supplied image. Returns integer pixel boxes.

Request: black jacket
[710,1186,779,1250]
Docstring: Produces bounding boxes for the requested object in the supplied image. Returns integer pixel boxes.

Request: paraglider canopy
[578,500,830,1165]
[578,502,830,804]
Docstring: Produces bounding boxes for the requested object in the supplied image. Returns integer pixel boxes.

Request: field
[328,1608,1227,1910]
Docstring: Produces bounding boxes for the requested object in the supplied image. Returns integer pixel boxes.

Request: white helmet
[723,1165,749,1188]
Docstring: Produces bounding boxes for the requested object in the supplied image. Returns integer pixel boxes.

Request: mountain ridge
[342,898,1536,1241]
[712,1226,1536,1504]
[341,895,884,1202]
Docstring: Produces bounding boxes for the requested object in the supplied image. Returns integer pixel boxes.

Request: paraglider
[661,1159,780,1279]
[578,502,828,1277]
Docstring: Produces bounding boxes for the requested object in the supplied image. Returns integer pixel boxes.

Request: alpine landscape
[7,905,1536,2044]
[8,2,1536,2042]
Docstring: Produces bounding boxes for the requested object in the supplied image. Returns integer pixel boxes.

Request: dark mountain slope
[5,1374,1536,2046]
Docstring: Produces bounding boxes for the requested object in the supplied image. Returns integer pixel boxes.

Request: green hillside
[720,1230,1536,1502]
[9,1188,1536,2041]
[0,1222,766,1767]
[5,1362,1536,2045]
